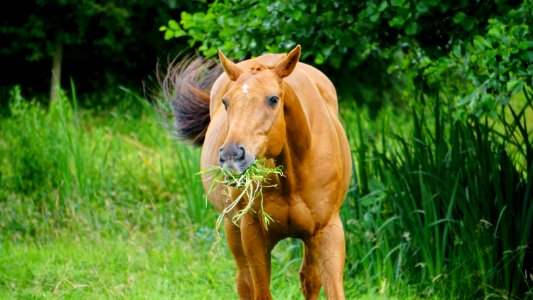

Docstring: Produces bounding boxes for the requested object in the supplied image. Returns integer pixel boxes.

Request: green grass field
[0,86,531,299]
[1,230,396,299]
[0,228,293,298]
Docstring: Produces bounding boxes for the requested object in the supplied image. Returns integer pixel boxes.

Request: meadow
[0,84,531,299]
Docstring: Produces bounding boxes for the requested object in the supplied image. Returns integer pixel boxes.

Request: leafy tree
[0,0,201,103]
[422,3,533,119]
[161,0,531,116]
[2,1,121,100]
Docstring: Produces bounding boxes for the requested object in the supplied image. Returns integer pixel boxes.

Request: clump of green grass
[341,87,533,298]
[200,159,283,236]
[0,84,214,240]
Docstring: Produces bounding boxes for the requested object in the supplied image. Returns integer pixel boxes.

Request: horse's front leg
[299,241,322,300]
[240,213,273,300]
[225,219,254,299]
[305,214,346,299]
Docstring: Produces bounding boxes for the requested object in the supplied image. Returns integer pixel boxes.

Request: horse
[162,45,352,299]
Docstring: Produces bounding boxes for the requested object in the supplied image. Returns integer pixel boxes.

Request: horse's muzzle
[219,143,254,175]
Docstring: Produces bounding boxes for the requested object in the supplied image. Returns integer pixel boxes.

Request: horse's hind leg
[306,214,346,299]
[300,241,322,300]
[225,219,254,299]
[320,215,346,299]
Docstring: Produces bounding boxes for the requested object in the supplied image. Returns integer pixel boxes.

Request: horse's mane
[160,57,222,147]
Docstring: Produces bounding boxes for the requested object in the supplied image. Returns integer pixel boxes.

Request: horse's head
[217,45,301,175]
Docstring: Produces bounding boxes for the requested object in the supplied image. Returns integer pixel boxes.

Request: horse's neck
[277,83,311,193]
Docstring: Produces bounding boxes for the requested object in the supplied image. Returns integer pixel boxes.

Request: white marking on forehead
[242,84,249,94]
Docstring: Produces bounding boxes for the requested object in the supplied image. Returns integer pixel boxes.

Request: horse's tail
[160,57,221,147]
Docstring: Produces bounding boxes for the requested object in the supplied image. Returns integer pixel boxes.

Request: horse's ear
[218,50,242,81]
[275,45,301,78]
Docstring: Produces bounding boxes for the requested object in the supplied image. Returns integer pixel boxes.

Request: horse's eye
[267,96,279,107]
[222,98,228,110]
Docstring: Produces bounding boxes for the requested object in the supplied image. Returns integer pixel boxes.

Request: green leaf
[370,12,381,23]
[296,2,307,11]
[473,36,485,50]
[476,57,486,68]
[506,79,522,94]
[389,16,405,27]
[164,30,174,40]
[488,26,502,38]
[168,19,180,31]
[517,69,528,77]
[173,29,186,38]
[518,50,533,62]
[405,22,419,35]
[416,2,429,13]
[378,1,389,11]
[452,12,466,24]
[314,53,325,65]
[473,35,492,50]
[517,40,531,50]
[159,26,167,32]
[216,16,225,26]
[254,6,267,19]
[502,49,510,62]
[204,47,218,58]
[391,0,405,7]
[290,10,303,21]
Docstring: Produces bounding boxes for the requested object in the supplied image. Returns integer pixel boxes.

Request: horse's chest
[264,194,317,237]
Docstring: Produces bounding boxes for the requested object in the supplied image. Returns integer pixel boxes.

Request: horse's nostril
[219,147,225,164]
[237,146,245,161]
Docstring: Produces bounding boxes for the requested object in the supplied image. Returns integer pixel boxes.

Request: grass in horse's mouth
[199,159,283,237]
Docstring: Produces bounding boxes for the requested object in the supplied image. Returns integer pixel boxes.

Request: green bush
[161,0,531,115]
[342,87,532,298]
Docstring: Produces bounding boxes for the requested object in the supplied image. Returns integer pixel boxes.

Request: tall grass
[0,85,214,241]
[341,87,532,298]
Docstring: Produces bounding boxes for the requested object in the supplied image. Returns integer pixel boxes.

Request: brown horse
[163,45,352,299]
